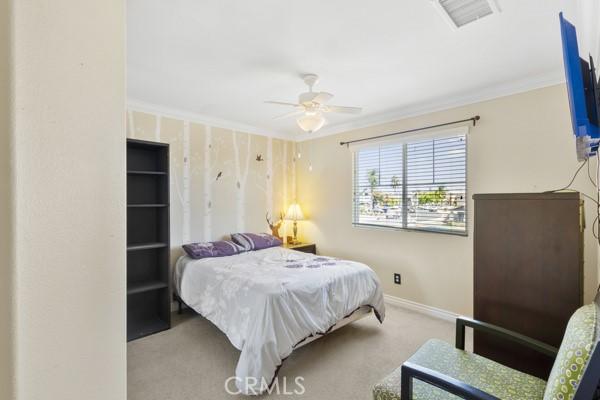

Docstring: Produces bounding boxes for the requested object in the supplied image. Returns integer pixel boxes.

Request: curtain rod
[339,115,480,147]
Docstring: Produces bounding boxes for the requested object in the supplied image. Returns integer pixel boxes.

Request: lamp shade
[284,203,305,221]
[297,113,325,133]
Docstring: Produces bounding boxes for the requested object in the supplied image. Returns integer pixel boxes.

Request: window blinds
[352,133,467,235]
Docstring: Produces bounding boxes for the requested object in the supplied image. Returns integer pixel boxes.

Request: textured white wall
[0,0,15,398]
[575,0,600,63]
[297,84,599,316]
[9,1,126,399]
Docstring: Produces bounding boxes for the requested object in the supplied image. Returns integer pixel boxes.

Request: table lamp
[284,203,304,244]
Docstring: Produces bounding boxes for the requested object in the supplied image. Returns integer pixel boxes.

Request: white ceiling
[127,0,578,139]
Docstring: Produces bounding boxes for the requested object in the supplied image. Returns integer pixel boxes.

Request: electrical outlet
[394,273,401,285]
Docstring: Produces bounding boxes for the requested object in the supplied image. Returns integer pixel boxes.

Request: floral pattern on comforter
[174,246,385,395]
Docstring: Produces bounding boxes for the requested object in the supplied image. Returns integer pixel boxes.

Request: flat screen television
[559,12,600,161]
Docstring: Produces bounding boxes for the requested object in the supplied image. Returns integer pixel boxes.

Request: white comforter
[174,246,385,395]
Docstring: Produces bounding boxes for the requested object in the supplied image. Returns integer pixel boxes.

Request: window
[352,131,467,235]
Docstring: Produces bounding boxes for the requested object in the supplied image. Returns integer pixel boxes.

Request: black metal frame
[401,362,500,400]
[400,294,600,400]
[174,293,185,315]
[455,317,558,357]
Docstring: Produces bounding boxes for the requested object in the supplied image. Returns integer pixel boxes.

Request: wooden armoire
[473,192,584,379]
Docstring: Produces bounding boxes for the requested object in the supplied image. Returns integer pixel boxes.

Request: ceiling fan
[265,74,362,133]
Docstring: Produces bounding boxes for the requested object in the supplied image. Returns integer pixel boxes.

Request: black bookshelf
[127,138,171,341]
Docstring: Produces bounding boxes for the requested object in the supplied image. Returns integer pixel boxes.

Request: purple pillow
[230,233,283,251]
[182,240,245,259]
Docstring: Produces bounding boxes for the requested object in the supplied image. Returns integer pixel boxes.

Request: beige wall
[0,0,15,398]
[296,84,599,315]
[127,110,296,265]
[8,1,127,399]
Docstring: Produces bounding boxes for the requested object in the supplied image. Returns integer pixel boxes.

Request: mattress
[174,246,385,395]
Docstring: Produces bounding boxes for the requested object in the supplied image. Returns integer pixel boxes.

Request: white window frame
[351,126,469,236]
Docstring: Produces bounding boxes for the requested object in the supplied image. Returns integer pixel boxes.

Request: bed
[174,246,385,395]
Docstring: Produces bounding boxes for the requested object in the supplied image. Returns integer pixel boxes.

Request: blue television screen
[559,12,599,160]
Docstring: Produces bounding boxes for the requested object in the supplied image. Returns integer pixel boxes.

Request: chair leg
[401,365,413,400]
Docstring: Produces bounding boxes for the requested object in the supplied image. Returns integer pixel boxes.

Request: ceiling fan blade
[324,105,362,114]
[311,92,334,104]
[265,101,301,107]
[273,109,304,120]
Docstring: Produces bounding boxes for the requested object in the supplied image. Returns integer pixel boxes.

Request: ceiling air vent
[431,0,500,29]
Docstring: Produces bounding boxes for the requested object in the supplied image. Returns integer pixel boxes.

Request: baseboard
[384,294,460,323]
[172,293,459,321]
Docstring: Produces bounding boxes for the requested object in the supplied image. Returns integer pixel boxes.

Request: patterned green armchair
[373,295,600,400]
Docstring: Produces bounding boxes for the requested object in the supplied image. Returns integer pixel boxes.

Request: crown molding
[295,71,565,142]
[127,99,294,141]
[130,71,565,143]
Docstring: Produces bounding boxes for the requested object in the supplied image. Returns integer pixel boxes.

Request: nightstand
[284,243,316,255]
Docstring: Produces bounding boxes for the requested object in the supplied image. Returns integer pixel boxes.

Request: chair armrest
[401,362,500,400]
[455,316,558,358]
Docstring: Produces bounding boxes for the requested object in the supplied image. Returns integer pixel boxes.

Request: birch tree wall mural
[266,137,273,217]
[232,130,252,233]
[154,115,162,142]
[203,125,212,241]
[182,120,191,243]
[126,109,295,264]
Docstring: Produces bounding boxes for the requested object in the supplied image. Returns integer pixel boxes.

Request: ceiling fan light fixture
[297,113,326,133]
[266,74,361,133]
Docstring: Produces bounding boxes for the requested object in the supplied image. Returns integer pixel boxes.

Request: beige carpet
[128,303,469,399]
